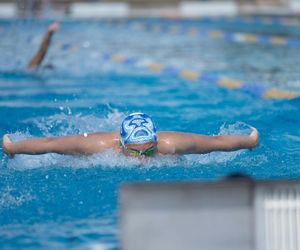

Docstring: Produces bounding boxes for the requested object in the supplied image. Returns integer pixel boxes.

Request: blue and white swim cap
[120,113,157,146]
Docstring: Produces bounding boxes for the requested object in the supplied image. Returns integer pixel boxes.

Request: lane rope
[163,15,300,27]
[100,52,299,100]
[51,41,299,101]
[105,21,300,48]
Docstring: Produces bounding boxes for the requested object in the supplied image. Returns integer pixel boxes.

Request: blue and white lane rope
[132,23,300,48]
[202,15,300,27]
[100,52,299,100]
[51,40,299,100]
[163,15,300,27]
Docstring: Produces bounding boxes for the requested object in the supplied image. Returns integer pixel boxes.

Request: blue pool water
[0,18,300,249]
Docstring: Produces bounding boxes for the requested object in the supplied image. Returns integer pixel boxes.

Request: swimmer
[27,22,60,70]
[2,113,259,158]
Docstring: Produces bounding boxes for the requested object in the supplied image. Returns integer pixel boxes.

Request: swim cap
[120,113,157,146]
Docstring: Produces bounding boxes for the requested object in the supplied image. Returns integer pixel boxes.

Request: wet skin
[3,128,259,158]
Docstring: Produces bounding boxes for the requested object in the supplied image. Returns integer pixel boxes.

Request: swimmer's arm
[27,22,60,70]
[159,128,259,154]
[2,132,117,157]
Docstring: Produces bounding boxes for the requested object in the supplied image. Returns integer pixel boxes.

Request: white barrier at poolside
[179,1,238,17]
[120,178,300,250]
[0,3,17,18]
[69,2,130,18]
[290,0,300,13]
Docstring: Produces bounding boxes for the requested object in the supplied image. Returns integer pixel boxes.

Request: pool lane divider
[101,52,299,100]
[52,41,299,100]
[106,15,300,28]
[163,15,300,27]
[106,21,300,48]
[135,23,300,47]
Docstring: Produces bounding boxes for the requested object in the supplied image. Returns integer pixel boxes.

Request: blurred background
[1,0,300,18]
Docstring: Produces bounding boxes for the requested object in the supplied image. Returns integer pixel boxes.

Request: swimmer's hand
[3,134,14,158]
[48,22,60,33]
[249,127,259,149]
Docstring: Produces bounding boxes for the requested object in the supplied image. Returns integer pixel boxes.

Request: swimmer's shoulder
[87,131,119,141]
[157,131,186,141]
[84,131,120,151]
[157,131,201,155]
[157,131,179,154]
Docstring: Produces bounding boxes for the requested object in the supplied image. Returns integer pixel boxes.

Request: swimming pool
[0,18,300,249]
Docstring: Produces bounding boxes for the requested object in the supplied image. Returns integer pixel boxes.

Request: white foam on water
[7,148,186,170]
[0,186,33,210]
[6,117,255,170]
[218,121,252,136]
[87,242,114,250]
[23,108,124,136]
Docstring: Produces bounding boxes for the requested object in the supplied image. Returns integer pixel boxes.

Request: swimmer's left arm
[27,22,60,70]
[158,127,259,155]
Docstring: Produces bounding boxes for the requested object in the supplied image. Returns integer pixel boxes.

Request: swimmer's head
[120,112,157,147]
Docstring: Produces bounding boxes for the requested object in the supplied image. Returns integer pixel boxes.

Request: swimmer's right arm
[2,132,118,157]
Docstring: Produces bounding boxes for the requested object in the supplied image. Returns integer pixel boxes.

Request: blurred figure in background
[27,21,60,70]
[17,0,42,18]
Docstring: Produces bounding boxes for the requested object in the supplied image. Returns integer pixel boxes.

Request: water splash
[87,242,114,250]
[23,109,124,136]
[0,187,33,210]
[218,121,252,136]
